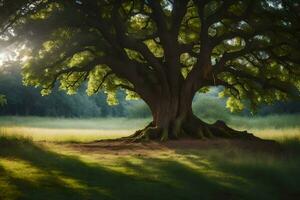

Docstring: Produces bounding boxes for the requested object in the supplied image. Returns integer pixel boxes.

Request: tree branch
[94,71,114,93]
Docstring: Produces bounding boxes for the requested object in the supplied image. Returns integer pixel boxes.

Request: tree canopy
[1,0,300,140]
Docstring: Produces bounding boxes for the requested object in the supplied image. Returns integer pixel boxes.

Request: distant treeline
[0,65,136,117]
[0,65,299,118]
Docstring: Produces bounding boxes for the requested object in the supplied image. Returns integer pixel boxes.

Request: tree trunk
[124,89,258,142]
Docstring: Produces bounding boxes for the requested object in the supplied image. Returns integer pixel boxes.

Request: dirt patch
[59,139,282,156]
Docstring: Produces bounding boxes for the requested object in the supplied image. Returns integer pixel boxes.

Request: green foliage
[143,40,164,58]
[0,0,299,115]
[86,65,112,95]
[0,65,129,117]
[124,101,151,118]
[0,95,6,106]
[1,64,299,119]
[225,96,244,112]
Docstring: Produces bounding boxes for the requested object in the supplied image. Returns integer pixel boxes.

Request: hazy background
[0,64,300,121]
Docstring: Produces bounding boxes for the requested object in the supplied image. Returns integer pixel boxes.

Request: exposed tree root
[182,114,259,140]
[121,116,261,142]
[123,127,163,142]
[208,120,258,139]
[120,122,162,142]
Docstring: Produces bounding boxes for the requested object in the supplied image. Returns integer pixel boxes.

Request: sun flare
[0,51,9,66]
[0,45,30,67]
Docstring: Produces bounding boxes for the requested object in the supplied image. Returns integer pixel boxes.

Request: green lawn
[0,116,300,200]
[0,115,300,142]
[0,116,149,142]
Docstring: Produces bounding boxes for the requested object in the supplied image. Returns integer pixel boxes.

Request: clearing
[0,116,300,200]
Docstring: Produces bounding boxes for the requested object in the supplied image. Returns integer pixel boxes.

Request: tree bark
[124,88,258,142]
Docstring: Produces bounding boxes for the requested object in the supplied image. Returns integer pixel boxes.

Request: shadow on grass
[1,137,300,200]
[0,137,238,200]
[171,139,300,200]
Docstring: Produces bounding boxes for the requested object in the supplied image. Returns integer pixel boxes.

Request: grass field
[0,117,148,142]
[0,115,300,200]
[0,115,299,142]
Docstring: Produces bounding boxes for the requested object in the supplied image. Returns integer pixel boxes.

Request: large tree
[1,0,299,140]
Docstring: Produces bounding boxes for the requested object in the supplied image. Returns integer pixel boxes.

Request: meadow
[0,116,148,142]
[0,115,299,142]
[0,115,300,200]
